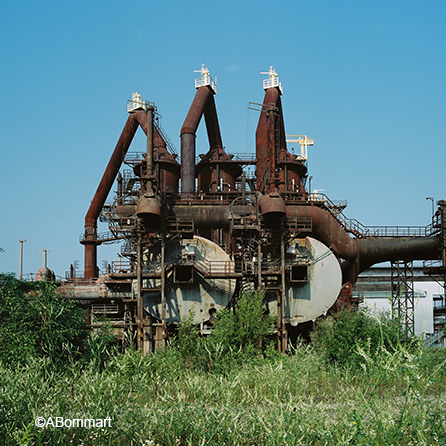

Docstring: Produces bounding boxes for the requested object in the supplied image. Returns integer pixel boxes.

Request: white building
[354,267,445,343]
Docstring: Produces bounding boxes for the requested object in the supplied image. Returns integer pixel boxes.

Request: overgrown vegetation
[0,273,119,369]
[311,306,419,371]
[0,273,86,367]
[174,290,277,373]
[1,275,446,445]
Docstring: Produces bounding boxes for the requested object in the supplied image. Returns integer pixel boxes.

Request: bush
[213,289,275,353]
[174,290,276,374]
[311,307,415,371]
[0,274,86,367]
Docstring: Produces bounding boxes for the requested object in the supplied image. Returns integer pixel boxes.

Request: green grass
[1,280,446,445]
[1,344,446,446]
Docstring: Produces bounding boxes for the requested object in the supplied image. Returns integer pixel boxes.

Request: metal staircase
[314,193,367,238]
[424,330,444,348]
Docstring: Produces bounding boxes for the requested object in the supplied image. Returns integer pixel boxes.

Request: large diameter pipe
[181,87,222,199]
[286,205,442,288]
[181,87,214,135]
[83,111,146,278]
[84,244,98,278]
[85,112,143,229]
[287,205,440,267]
[267,107,276,192]
[203,95,223,150]
[146,107,154,193]
[180,133,196,199]
[341,236,440,284]
[172,204,230,228]
[115,202,231,229]
[286,205,358,260]
[256,88,280,193]
[356,237,439,272]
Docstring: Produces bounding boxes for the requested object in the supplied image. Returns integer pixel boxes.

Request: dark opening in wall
[174,265,194,283]
[290,264,308,282]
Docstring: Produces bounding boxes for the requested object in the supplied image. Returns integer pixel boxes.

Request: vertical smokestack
[43,249,48,268]
[180,132,197,199]
[256,67,284,194]
[180,65,220,199]
[146,106,154,193]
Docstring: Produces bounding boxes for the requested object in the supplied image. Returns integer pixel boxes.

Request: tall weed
[311,307,415,371]
[173,290,277,374]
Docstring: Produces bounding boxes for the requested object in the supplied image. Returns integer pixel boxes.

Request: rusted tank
[156,147,180,194]
[196,147,242,193]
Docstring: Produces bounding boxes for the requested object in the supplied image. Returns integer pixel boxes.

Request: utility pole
[426,197,434,218]
[13,239,26,280]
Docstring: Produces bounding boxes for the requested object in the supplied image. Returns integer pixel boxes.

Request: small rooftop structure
[194,64,217,94]
[261,66,283,94]
[127,92,156,113]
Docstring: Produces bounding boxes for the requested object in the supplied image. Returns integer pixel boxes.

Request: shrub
[311,307,414,370]
[210,289,276,354]
[0,274,86,367]
[174,290,276,374]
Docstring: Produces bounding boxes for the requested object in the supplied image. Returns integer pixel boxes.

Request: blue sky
[1,0,445,278]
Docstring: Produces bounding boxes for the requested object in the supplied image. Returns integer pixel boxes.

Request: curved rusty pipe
[204,94,223,150]
[111,196,441,285]
[287,205,440,284]
[84,112,144,229]
[181,87,223,199]
[134,111,164,143]
[83,110,166,278]
[286,205,358,260]
[357,237,439,268]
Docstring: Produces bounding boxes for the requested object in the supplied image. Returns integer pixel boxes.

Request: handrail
[308,193,436,239]
[364,226,431,238]
[79,231,128,243]
[196,153,257,164]
[424,259,444,270]
[310,193,367,237]
[263,76,283,94]
[154,119,178,157]
[423,330,444,347]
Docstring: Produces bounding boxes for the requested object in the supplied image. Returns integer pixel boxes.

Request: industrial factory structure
[59,66,446,352]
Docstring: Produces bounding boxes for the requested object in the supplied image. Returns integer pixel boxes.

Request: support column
[391,260,415,336]
[161,236,167,348]
[257,241,262,291]
[280,235,287,352]
[136,238,143,349]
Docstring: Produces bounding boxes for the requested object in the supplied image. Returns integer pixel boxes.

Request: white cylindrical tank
[143,236,236,324]
[267,237,342,325]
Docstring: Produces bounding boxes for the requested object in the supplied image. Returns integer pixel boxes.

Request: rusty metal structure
[59,66,446,351]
